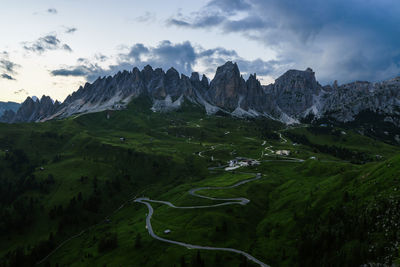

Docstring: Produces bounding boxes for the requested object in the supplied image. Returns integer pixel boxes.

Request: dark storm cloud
[1,73,15,80]
[51,60,115,82]
[146,41,197,73]
[236,58,281,76]
[50,40,280,83]
[118,40,198,75]
[47,8,57,14]
[167,0,251,28]
[195,46,281,76]
[62,44,73,52]
[52,41,198,82]
[167,14,225,28]
[94,54,108,62]
[206,0,251,12]
[198,47,237,58]
[135,12,156,23]
[167,19,191,27]
[51,68,87,77]
[23,34,73,54]
[65,27,77,34]
[126,43,150,61]
[0,59,19,74]
[0,53,20,80]
[14,89,29,95]
[168,0,400,83]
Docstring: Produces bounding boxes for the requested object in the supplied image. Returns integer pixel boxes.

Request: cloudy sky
[1,0,399,102]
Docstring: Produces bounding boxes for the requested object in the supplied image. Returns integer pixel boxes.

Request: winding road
[135,138,307,266]
[198,145,220,158]
[278,132,288,143]
[134,174,270,267]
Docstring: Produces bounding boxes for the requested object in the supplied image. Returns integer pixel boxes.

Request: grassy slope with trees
[0,97,399,267]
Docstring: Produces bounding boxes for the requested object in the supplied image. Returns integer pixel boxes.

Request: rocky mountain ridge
[1,62,400,128]
[0,96,60,123]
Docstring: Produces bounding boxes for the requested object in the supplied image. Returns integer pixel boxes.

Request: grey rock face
[270,68,322,117]
[244,74,271,112]
[201,74,209,88]
[321,77,400,124]
[0,109,16,122]
[206,61,247,111]
[48,65,211,119]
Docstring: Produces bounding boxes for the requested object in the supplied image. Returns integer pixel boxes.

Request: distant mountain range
[0,101,20,117]
[2,61,400,129]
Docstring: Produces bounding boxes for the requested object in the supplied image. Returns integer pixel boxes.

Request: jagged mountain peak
[201,74,209,87]
[275,68,317,86]
[40,95,54,103]
[214,61,240,77]
[246,73,261,87]
[143,64,153,72]
[166,67,180,80]
[21,95,54,107]
[132,66,140,74]
[190,72,200,82]
[218,60,238,69]
[207,61,246,111]
[23,96,35,105]
[270,67,322,118]
[248,73,257,80]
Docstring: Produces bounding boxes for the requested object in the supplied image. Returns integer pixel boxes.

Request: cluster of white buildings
[225,157,260,171]
[275,150,290,156]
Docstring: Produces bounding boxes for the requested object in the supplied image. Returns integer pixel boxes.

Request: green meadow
[1,98,399,266]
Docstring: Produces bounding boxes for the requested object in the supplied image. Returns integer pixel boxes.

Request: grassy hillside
[0,99,399,267]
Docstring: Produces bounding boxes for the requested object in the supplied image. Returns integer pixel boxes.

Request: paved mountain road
[135,142,307,266]
[136,199,269,267]
[135,173,270,267]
